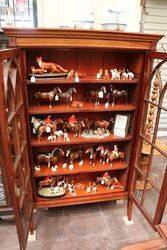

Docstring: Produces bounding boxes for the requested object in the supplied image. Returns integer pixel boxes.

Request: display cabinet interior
[24,49,145,79]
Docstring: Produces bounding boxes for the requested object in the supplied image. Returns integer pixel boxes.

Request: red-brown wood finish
[2,28,167,248]
[0,48,34,249]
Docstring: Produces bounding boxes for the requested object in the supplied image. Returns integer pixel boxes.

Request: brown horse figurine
[34,87,61,108]
[94,118,114,133]
[37,148,65,170]
[36,57,68,73]
[84,118,114,134]
[63,147,84,169]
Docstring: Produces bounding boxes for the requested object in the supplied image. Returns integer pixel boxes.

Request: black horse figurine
[110,85,128,107]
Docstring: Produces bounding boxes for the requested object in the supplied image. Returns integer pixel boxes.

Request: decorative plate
[37,186,66,198]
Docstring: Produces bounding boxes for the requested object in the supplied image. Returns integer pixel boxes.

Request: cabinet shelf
[34,182,127,208]
[26,78,139,85]
[34,159,127,177]
[28,103,136,115]
[31,134,133,147]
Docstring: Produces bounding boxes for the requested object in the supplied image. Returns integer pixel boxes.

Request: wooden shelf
[34,159,128,177]
[31,134,133,147]
[34,181,127,208]
[28,103,136,115]
[26,78,139,85]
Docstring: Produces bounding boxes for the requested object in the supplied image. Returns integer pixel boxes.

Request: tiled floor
[0,200,159,250]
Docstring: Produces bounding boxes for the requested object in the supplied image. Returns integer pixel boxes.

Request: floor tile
[36,213,67,241]
[91,234,115,250]
[66,217,109,239]
[0,221,19,249]
[27,238,93,250]
[64,203,102,221]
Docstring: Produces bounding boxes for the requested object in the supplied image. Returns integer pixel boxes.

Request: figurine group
[34,87,76,108]
[31,115,115,141]
[85,85,128,107]
[96,172,124,190]
[33,84,128,108]
[37,172,124,198]
[31,57,83,82]
[35,144,125,172]
[96,68,135,80]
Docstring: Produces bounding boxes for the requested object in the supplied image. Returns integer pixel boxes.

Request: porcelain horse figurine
[31,116,63,141]
[36,148,65,171]
[96,145,109,164]
[85,147,97,166]
[63,147,84,170]
[110,85,128,107]
[56,87,77,106]
[106,145,125,163]
[84,86,107,106]
[34,87,61,108]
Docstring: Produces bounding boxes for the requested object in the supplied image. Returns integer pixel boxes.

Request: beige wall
[37,0,141,32]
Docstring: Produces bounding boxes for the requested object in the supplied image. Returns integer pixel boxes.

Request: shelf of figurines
[35,172,127,207]
[28,103,136,115]
[28,80,137,113]
[26,78,139,85]
[31,112,132,146]
[28,65,138,84]
[31,133,132,147]
[34,141,128,176]
[34,158,127,177]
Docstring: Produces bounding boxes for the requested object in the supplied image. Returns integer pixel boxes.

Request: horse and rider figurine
[96,145,125,165]
[96,172,124,190]
[31,115,64,141]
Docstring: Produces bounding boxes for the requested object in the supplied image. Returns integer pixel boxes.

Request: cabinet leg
[29,217,34,235]
[127,198,133,221]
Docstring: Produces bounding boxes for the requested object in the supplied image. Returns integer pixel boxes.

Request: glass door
[0,48,33,249]
[129,52,167,229]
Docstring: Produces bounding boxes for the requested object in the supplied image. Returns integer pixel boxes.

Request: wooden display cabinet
[0,28,167,249]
